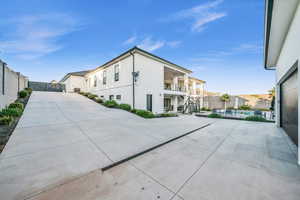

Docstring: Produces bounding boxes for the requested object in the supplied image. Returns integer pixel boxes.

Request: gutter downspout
[130,51,135,109]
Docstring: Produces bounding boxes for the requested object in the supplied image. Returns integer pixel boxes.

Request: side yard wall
[204,96,247,109]
[0,60,28,109]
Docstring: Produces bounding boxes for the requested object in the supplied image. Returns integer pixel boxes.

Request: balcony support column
[172,76,178,91]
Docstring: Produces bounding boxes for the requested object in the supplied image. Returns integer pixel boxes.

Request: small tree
[220,94,230,111]
[268,87,275,111]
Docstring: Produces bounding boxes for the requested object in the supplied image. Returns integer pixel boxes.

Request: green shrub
[8,102,24,110]
[83,92,91,97]
[0,116,13,125]
[201,107,211,111]
[95,98,104,104]
[208,113,222,118]
[103,100,118,108]
[159,113,178,117]
[118,104,131,111]
[88,94,98,99]
[24,88,33,94]
[239,105,252,110]
[79,91,85,95]
[0,108,23,117]
[135,109,155,118]
[18,90,28,98]
[244,116,267,122]
[131,109,137,114]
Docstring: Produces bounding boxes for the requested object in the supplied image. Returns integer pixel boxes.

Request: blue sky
[0,0,274,94]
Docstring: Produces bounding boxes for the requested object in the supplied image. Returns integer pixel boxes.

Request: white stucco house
[60,47,205,114]
[264,0,300,164]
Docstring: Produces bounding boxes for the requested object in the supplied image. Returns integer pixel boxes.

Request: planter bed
[78,92,178,119]
[0,89,32,153]
[195,114,275,123]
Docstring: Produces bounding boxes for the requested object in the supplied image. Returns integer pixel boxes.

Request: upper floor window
[114,64,119,81]
[93,75,97,87]
[103,70,107,85]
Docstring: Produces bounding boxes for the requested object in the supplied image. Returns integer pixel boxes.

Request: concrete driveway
[0,92,299,200]
[0,92,213,199]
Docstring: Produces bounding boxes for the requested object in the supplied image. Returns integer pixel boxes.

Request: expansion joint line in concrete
[130,162,185,200]
[169,123,240,200]
[53,102,114,163]
[101,123,212,171]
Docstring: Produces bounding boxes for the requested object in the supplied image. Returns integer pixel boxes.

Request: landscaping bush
[83,92,91,97]
[103,100,118,108]
[79,91,85,95]
[245,115,267,122]
[201,107,211,111]
[0,108,23,117]
[88,94,98,99]
[95,98,104,104]
[135,109,155,118]
[18,90,28,98]
[158,113,177,117]
[131,109,137,114]
[207,113,222,118]
[118,104,131,111]
[24,88,33,94]
[0,116,12,125]
[239,105,252,110]
[8,102,24,110]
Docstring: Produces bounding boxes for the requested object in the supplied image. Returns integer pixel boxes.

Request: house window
[116,95,121,100]
[114,64,119,81]
[109,95,114,100]
[103,70,107,85]
[94,75,97,87]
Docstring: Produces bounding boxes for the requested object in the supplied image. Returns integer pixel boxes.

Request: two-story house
[60,47,205,114]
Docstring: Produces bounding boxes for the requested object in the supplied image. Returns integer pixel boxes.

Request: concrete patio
[0,92,299,200]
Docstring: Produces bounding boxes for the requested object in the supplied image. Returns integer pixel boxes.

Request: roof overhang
[264,0,299,69]
[86,46,193,76]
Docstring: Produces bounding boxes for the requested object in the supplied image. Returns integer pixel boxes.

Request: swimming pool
[212,109,275,121]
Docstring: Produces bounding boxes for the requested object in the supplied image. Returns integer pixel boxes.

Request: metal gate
[29,81,65,92]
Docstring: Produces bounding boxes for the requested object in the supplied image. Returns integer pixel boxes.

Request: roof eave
[264,0,275,70]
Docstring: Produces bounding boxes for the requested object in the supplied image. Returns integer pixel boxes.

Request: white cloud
[234,43,263,53]
[0,13,80,60]
[123,36,137,45]
[137,37,165,52]
[163,0,226,32]
[167,41,181,48]
[192,12,226,32]
[189,43,262,62]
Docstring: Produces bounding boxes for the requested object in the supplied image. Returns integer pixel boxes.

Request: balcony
[164,83,187,95]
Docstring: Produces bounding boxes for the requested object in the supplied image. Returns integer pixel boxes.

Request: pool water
[213,109,275,121]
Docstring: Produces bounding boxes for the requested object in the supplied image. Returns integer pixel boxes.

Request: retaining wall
[0,60,28,109]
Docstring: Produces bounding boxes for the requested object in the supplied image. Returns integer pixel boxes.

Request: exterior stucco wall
[135,53,164,114]
[63,76,87,92]
[0,61,28,109]
[274,3,300,164]
[86,55,134,106]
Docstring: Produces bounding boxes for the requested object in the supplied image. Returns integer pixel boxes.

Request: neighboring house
[264,0,299,163]
[238,94,272,110]
[60,47,205,114]
[60,70,90,92]
[203,92,247,109]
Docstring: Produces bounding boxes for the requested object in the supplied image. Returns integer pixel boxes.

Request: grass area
[78,92,178,119]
